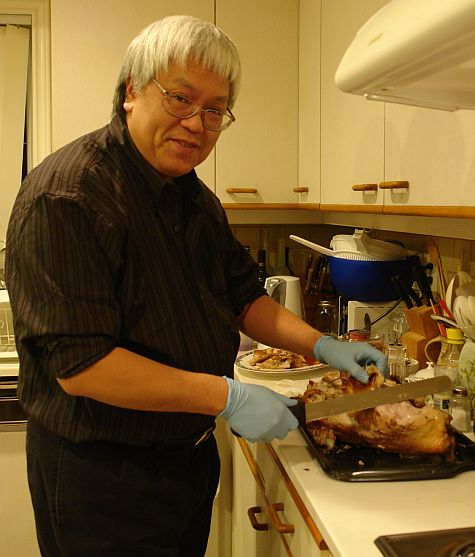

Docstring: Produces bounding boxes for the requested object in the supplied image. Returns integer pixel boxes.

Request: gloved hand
[313,335,388,384]
[219,377,299,442]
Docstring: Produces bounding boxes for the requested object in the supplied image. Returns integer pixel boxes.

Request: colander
[289,235,382,261]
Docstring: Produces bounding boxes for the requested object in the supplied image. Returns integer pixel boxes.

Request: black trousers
[26,419,220,557]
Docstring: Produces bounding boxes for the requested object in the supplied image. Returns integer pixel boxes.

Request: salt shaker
[449,386,472,432]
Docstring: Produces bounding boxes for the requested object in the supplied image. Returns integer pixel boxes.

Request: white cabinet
[384,103,475,208]
[320,0,475,213]
[233,436,331,557]
[320,0,386,209]
[216,0,300,205]
[298,0,322,206]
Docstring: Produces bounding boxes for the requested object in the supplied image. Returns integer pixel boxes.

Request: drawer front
[237,438,332,557]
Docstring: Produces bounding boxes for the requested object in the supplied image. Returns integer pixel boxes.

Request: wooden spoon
[427,240,448,297]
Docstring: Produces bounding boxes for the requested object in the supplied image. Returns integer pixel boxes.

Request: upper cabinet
[216,0,302,206]
[384,103,475,209]
[320,0,475,215]
[320,0,386,210]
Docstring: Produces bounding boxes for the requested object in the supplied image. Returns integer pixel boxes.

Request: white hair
[113,15,241,117]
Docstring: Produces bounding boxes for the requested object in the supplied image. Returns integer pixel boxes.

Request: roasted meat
[249,348,314,369]
[302,367,455,458]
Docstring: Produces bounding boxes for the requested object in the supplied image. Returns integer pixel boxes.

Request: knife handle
[391,276,413,309]
[289,400,306,427]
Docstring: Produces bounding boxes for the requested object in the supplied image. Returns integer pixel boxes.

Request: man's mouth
[172,138,199,149]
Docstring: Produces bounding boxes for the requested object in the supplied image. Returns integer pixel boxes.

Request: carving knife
[290,375,452,425]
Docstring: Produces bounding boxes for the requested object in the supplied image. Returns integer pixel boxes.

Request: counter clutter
[233,362,475,557]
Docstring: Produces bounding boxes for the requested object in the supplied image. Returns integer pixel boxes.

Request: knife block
[401,307,440,365]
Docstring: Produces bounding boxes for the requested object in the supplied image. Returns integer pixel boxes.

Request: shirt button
[174,225,181,232]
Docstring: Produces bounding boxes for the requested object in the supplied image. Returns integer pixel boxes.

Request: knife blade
[290,375,452,425]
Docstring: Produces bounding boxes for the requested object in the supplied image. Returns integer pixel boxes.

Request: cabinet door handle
[352,183,378,192]
[247,506,269,531]
[378,180,409,190]
[268,502,295,534]
[292,186,309,193]
[226,187,258,194]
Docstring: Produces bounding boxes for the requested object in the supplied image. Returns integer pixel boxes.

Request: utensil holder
[401,307,440,365]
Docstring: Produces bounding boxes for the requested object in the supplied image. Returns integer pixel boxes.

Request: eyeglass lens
[164,95,231,131]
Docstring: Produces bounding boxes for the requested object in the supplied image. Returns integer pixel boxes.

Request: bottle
[433,328,464,411]
[257,249,269,287]
[449,386,472,432]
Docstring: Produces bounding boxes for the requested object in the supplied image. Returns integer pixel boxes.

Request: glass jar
[449,386,472,432]
[314,300,338,336]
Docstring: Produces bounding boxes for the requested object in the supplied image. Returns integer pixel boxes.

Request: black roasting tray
[299,426,475,482]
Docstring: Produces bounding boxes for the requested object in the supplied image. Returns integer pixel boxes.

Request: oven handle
[0,420,27,432]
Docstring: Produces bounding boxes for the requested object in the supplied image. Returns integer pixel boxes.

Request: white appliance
[335,0,475,111]
[347,299,403,341]
[264,275,304,319]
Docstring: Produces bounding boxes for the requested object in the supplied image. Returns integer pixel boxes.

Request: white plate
[235,351,328,378]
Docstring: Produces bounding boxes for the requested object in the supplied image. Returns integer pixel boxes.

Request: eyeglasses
[152,79,235,132]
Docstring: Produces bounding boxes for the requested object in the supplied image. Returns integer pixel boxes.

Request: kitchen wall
[231,222,475,290]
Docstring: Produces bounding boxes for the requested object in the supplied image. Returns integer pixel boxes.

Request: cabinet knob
[378,181,409,190]
[226,187,258,194]
[352,183,378,192]
[268,502,295,534]
[247,506,269,531]
[292,186,309,193]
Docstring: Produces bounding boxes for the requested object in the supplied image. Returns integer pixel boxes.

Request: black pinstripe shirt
[5,115,264,443]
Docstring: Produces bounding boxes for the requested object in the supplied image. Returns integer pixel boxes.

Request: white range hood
[335,0,475,111]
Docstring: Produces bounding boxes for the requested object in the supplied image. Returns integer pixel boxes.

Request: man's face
[124,61,230,178]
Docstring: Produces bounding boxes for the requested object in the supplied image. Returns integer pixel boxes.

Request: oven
[0,290,25,430]
[0,367,26,431]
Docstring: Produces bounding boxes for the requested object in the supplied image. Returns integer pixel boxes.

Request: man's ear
[123,78,136,113]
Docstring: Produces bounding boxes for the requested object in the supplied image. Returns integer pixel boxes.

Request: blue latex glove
[219,377,299,442]
[314,335,388,384]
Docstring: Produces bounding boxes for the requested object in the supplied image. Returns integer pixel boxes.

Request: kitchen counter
[234,365,475,557]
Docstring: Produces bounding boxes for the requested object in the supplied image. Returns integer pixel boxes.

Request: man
[5,15,386,557]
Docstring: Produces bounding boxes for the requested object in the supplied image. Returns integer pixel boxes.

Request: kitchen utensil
[290,375,451,425]
[445,275,458,313]
[330,230,406,261]
[445,271,472,312]
[456,282,475,298]
[457,295,475,325]
[427,240,448,298]
[353,229,407,260]
[327,257,411,302]
[301,429,475,482]
[289,235,381,261]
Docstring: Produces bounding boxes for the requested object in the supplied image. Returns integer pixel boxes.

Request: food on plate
[300,366,455,458]
[249,348,317,370]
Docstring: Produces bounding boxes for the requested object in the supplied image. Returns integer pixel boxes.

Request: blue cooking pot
[327,257,411,302]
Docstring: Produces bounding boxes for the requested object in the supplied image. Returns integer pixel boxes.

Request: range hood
[335,0,475,111]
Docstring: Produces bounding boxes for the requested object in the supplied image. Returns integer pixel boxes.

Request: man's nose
[180,111,205,132]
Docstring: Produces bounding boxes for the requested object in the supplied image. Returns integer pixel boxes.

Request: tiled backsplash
[231,223,475,287]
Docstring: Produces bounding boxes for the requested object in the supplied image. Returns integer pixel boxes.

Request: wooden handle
[352,183,378,192]
[268,502,295,534]
[225,187,258,194]
[378,181,409,190]
[247,506,269,531]
[292,186,309,193]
